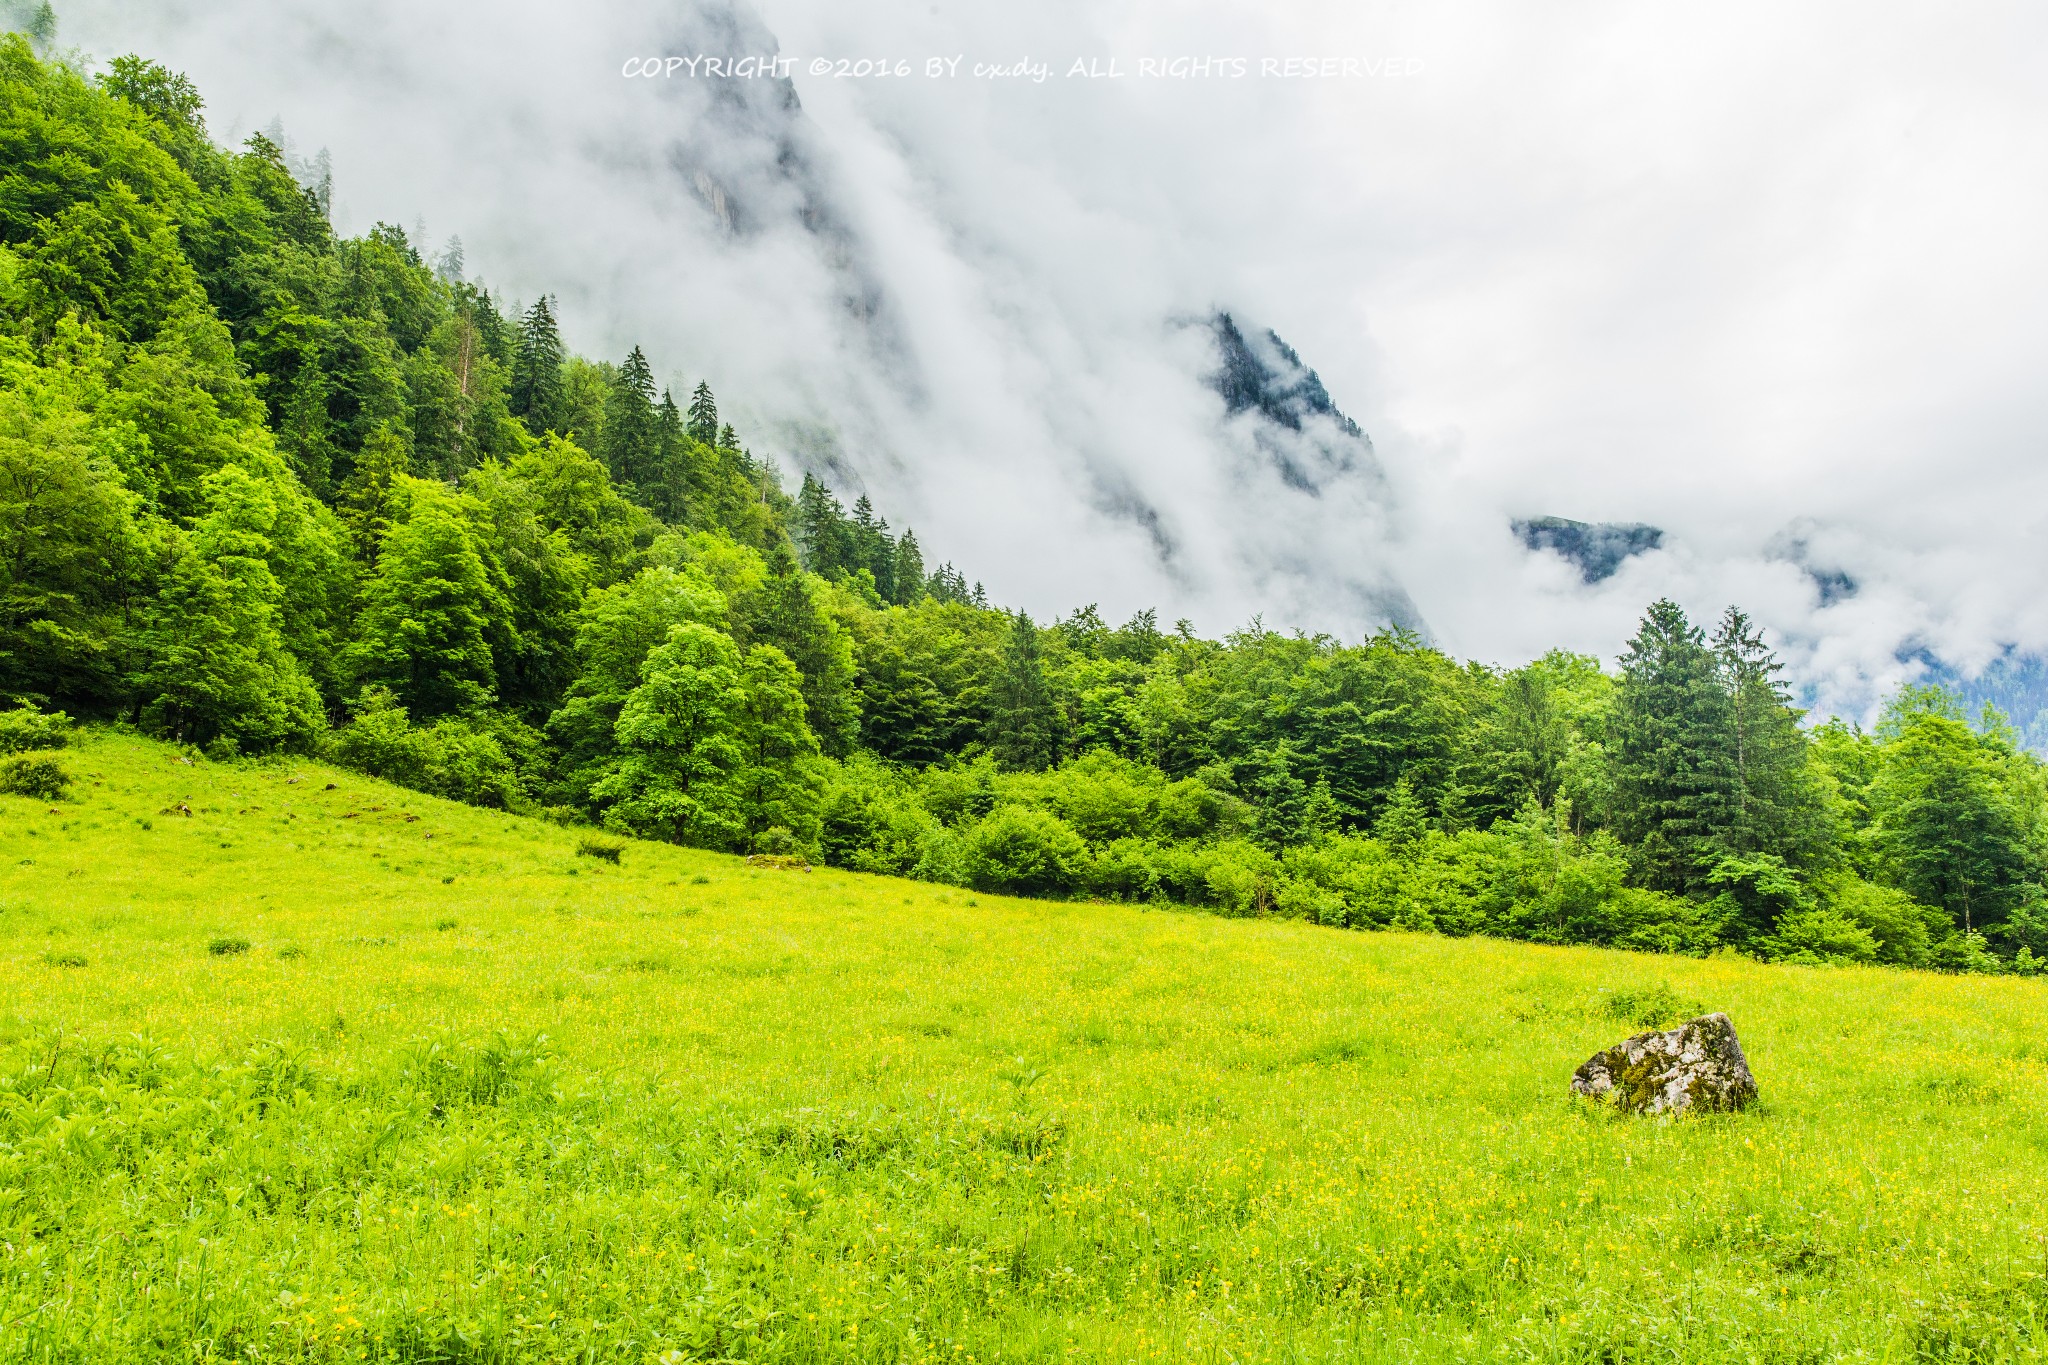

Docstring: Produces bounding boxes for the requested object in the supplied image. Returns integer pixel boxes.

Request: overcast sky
[54,0,2048,716]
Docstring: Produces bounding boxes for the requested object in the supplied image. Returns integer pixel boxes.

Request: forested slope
[3,34,2044,971]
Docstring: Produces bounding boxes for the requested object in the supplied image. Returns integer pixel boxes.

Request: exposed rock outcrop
[1571,1012,1757,1115]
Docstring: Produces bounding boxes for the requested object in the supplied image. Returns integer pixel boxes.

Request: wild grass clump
[576,836,624,863]
[206,935,251,956]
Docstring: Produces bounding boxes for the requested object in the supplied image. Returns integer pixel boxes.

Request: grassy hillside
[3,735,2045,1363]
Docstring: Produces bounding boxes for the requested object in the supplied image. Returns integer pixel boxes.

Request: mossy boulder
[1571,1012,1757,1115]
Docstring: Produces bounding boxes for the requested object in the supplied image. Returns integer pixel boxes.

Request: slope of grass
[3,732,2046,1362]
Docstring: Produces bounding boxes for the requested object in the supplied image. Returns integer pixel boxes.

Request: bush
[1604,982,1702,1027]
[820,757,936,876]
[1200,838,1283,917]
[0,705,71,753]
[1762,905,1880,966]
[1928,930,2004,975]
[998,750,1162,844]
[0,751,70,800]
[960,805,1088,897]
[1273,877,1347,925]
[327,687,525,808]
[916,757,1000,827]
[1082,837,1166,903]
[751,825,801,856]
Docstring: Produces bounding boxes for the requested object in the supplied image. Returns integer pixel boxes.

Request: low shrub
[751,825,802,856]
[576,836,624,863]
[1822,875,1949,966]
[208,936,251,956]
[0,704,71,753]
[820,756,938,876]
[1761,906,1881,966]
[327,688,527,808]
[0,751,70,800]
[961,804,1087,897]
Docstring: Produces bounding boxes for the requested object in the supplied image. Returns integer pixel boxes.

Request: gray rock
[1571,1012,1757,1115]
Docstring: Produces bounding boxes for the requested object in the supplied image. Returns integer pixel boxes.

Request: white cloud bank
[53,0,2048,717]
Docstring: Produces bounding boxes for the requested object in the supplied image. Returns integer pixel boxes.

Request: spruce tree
[849,495,896,602]
[1374,772,1432,849]
[686,381,718,444]
[793,474,851,577]
[742,542,860,757]
[600,346,659,492]
[987,612,1057,770]
[1712,607,1831,867]
[508,296,564,436]
[1247,746,1311,851]
[1872,707,2039,937]
[277,359,337,494]
[646,388,690,525]
[1608,599,1739,893]
[893,529,926,604]
[336,423,413,560]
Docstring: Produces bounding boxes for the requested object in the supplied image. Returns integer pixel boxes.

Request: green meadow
[3,733,2045,1363]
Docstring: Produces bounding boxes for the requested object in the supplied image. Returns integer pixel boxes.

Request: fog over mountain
[52,0,2048,725]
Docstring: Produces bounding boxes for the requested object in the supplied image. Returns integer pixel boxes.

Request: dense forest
[4,35,2045,973]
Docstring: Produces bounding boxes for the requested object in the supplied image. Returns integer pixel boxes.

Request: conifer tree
[686,381,718,444]
[1248,746,1312,851]
[893,529,926,604]
[924,562,970,604]
[645,388,690,525]
[793,474,851,577]
[1374,773,1432,848]
[987,612,1057,770]
[508,296,564,436]
[276,359,337,494]
[336,423,412,560]
[1872,704,2040,937]
[600,346,659,492]
[743,542,860,756]
[849,495,896,602]
[1608,599,1739,892]
[1712,607,1831,867]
